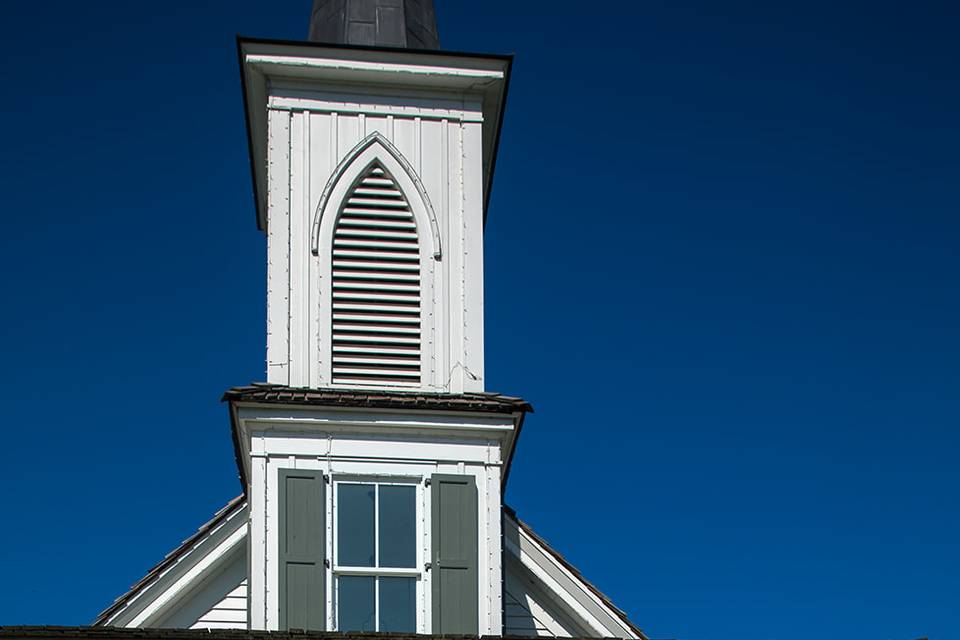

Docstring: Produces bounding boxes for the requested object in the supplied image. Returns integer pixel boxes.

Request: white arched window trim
[313,132,442,390]
[312,132,442,260]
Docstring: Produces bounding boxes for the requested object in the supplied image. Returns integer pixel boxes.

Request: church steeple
[308,0,440,49]
[239,14,508,393]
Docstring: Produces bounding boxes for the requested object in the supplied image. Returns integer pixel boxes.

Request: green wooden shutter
[431,474,479,634]
[279,469,326,630]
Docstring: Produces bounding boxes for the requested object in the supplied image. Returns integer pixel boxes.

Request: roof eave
[223,385,532,495]
[236,36,512,232]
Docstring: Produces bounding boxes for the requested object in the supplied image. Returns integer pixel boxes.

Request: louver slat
[332,164,421,386]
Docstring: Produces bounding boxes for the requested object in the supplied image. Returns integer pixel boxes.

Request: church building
[1,3,645,640]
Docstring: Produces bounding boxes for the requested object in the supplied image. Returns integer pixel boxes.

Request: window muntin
[333,480,420,632]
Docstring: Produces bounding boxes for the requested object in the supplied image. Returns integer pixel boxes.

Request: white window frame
[328,476,427,632]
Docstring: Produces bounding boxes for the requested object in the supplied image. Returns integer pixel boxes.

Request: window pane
[378,485,416,568]
[337,576,375,632]
[379,577,416,632]
[338,483,375,566]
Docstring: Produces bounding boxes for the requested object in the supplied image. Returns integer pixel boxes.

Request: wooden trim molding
[311,132,442,260]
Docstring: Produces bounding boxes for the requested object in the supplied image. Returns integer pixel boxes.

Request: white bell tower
[233,4,527,636]
[240,33,509,394]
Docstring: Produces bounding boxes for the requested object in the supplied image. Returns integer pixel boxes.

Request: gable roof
[92,497,644,638]
[93,496,246,627]
[3,629,624,640]
[504,506,648,640]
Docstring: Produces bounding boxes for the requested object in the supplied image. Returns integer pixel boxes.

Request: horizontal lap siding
[505,590,551,637]
[191,580,248,629]
[504,556,591,638]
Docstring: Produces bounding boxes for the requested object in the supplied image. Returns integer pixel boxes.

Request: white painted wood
[106,498,639,637]
[315,133,440,390]
[266,109,291,385]
[443,118,463,392]
[264,457,279,631]
[460,120,486,392]
[504,579,584,638]
[126,520,247,628]
[503,514,641,639]
[288,110,308,387]
[236,404,515,635]
[309,111,333,388]
[248,455,267,630]
[244,43,503,393]
[190,579,249,628]
[330,164,423,385]
[245,54,505,85]
[482,460,504,632]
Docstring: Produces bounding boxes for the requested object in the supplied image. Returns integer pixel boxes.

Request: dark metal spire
[309,0,440,49]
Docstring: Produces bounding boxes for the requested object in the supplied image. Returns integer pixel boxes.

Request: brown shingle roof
[88,501,645,639]
[0,629,616,640]
[222,384,533,414]
[92,496,246,627]
[504,506,648,640]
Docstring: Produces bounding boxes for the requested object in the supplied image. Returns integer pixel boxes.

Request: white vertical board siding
[266,109,291,385]
[394,117,417,167]
[420,117,448,389]
[263,84,487,392]
[308,111,333,387]
[337,114,361,160]
[288,111,309,386]
[444,119,464,392]
[460,119,485,392]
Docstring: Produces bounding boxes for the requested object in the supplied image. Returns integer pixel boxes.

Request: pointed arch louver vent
[331,163,421,386]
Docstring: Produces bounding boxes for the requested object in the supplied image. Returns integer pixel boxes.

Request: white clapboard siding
[190,580,248,629]
[332,163,421,386]
[504,555,594,638]
[505,589,553,637]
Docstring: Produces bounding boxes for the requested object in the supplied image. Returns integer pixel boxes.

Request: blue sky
[1,1,957,639]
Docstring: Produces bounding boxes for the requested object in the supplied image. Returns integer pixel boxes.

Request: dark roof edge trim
[224,384,531,493]
[92,496,246,626]
[1,628,627,640]
[237,34,514,62]
[501,406,525,488]
[482,53,512,229]
[505,507,650,640]
[221,385,533,414]
[236,35,262,231]
[236,35,514,230]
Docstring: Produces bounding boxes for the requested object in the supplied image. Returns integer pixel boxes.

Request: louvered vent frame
[331,163,422,386]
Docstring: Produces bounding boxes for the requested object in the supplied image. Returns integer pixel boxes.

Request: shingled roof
[88,498,648,640]
[504,507,648,640]
[0,630,616,640]
[92,496,246,626]
[222,384,533,415]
